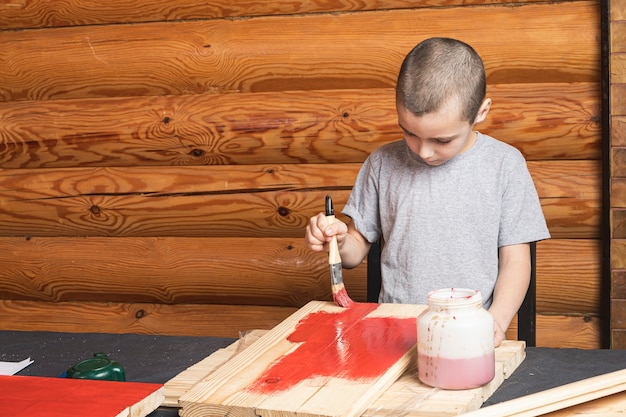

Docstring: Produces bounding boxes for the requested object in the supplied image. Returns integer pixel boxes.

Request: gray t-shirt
[342,132,550,307]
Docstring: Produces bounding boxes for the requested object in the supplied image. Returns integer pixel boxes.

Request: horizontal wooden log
[0,237,600,314]
[0,299,297,338]
[536,239,602,314]
[0,299,600,348]
[0,236,366,307]
[0,83,600,168]
[0,161,600,239]
[507,315,600,349]
[0,0,558,29]
[0,2,599,101]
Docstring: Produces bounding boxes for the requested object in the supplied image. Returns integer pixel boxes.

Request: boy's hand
[305,212,348,252]
[493,318,506,348]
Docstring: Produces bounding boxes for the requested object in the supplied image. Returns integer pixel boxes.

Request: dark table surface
[2,331,626,415]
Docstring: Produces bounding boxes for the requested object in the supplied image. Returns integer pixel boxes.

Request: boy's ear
[474,98,492,124]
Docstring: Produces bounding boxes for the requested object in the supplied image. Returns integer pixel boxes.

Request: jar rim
[427,287,482,304]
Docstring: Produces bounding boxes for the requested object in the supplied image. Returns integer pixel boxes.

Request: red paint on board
[248,303,417,393]
[332,285,354,307]
[0,375,162,417]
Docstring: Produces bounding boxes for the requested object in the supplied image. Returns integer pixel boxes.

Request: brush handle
[325,195,341,264]
[326,215,341,265]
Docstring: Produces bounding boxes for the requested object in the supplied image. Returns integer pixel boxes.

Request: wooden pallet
[165,301,526,417]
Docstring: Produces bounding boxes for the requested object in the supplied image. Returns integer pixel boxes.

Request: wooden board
[459,368,626,417]
[173,301,526,417]
[178,301,426,417]
[0,375,163,417]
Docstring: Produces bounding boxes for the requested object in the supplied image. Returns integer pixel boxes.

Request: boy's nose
[417,144,435,160]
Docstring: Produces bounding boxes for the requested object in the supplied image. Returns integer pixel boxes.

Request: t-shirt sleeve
[499,153,551,247]
[342,154,382,244]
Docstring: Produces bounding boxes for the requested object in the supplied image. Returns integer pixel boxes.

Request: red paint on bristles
[332,284,354,308]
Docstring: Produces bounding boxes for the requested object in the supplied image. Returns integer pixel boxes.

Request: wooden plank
[0,83,600,168]
[163,329,268,407]
[0,236,601,313]
[458,369,626,417]
[0,2,599,101]
[540,391,626,417]
[0,161,600,239]
[0,375,163,417]
[165,330,525,415]
[178,301,425,417]
[0,0,560,29]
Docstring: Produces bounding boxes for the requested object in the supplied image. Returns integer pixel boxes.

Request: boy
[305,37,550,346]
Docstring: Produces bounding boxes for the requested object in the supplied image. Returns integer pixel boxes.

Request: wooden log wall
[610,0,626,348]
[0,0,602,348]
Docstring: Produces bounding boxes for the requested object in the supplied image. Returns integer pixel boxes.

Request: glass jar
[417,288,495,389]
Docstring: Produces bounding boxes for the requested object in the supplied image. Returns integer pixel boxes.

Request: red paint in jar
[417,352,495,390]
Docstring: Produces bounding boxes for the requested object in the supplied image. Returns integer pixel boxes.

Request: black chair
[366,241,537,347]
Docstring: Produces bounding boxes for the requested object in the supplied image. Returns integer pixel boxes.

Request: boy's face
[397,99,488,167]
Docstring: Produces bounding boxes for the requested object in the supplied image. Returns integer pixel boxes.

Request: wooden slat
[0,83,600,168]
[0,299,600,348]
[460,369,626,417]
[0,0,558,30]
[0,161,600,239]
[0,2,599,101]
[0,237,600,313]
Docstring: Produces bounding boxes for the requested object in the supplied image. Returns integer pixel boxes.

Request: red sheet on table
[0,375,162,417]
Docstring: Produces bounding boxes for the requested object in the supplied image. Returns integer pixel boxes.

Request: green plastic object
[66,352,126,381]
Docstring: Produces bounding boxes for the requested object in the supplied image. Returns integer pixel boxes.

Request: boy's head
[396,37,486,123]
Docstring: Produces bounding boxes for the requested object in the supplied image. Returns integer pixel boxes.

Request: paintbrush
[325,195,354,308]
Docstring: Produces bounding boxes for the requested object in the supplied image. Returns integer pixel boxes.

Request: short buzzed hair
[396,37,486,122]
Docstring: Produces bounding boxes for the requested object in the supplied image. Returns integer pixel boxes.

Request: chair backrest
[366,241,537,347]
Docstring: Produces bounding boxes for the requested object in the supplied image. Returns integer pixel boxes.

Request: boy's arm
[337,220,372,269]
[488,243,532,347]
